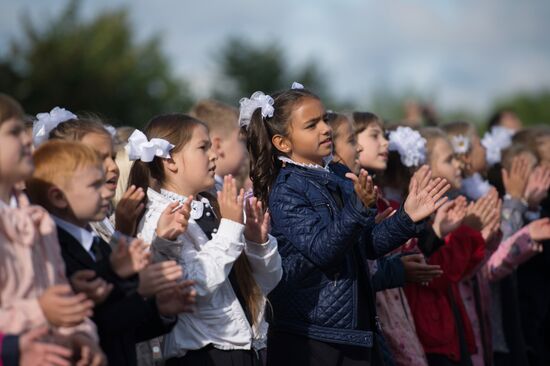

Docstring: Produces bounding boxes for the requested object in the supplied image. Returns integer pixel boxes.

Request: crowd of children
[1,83,550,366]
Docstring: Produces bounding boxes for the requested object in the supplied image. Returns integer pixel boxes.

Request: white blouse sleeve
[244,234,283,295]
[181,218,245,297]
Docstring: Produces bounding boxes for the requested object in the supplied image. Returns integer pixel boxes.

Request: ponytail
[244,88,320,208]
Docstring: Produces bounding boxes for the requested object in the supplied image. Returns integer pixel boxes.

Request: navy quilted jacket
[267,163,425,347]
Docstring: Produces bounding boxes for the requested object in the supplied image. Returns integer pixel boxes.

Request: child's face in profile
[170,124,218,196]
[333,120,361,173]
[81,132,120,196]
[356,123,389,171]
[283,97,332,166]
[58,165,111,226]
[215,128,247,177]
[429,138,462,190]
[0,117,33,185]
[466,133,487,175]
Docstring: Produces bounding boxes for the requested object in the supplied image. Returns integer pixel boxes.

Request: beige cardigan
[0,196,97,340]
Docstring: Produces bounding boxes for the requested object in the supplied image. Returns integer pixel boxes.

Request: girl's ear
[164,157,179,174]
[48,186,69,210]
[272,134,292,154]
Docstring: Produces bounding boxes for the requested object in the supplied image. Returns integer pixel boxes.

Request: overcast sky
[2,0,549,114]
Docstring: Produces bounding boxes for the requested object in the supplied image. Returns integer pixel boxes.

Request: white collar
[159,189,212,220]
[278,155,333,172]
[53,216,98,255]
[460,173,492,201]
[0,195,19,209]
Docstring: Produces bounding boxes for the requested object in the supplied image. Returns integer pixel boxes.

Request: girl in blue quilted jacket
[240,85,451,366]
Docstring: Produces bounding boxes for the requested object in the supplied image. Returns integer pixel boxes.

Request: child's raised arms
[432,196,468,239]
[114,185,146,236]
[156,198,192,241]
[345,169,378,208]
[70,270,114,305]
[217,175,245,224]
[109,236,150,278]
[244,197,271,244]
[403,165,451,222]
[524,165,550,210]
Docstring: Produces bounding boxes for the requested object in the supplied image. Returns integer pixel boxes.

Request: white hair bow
[125,130,174,162]
[388,126,427,167]
[238,91,274,129]
[291,82,304,89]
[481,126,514,166]
[33,107,77,146]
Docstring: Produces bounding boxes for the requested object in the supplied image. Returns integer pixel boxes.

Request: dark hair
[0,93,24,126]
[351,111,384,135]
[245,88,320,207]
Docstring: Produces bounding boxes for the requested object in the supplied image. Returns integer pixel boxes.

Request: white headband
[33,107,77,146]
[125,129,175,162]
[238,91,274,130]
[388,126,427,168]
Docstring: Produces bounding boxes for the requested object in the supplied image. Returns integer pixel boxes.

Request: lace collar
[278,155,333,172]
[160,189,212,220]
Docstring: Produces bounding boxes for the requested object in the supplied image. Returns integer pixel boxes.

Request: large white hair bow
[388,126,427,168]
[33,107,77,146]
[238,91,274,129]
[481,126,514,166]
[125,130,174,162]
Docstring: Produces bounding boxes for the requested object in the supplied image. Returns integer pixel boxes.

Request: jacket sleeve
[371,254,406,292]
[424,225,486,290]
[486,226,539,282]
[501,196,527,240]
[269,182,373,269]
[180,219,245,297]
[362,206,426,259]
[244,235,283,296]
[1,334,19,366]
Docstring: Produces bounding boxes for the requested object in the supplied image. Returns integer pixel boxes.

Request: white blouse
[137,188,282,358]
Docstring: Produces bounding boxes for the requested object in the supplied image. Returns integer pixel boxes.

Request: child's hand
[345,169,378,208]
[524,166,550,210]
[217,175,244,224]
[502,155,531,200]
[137,260,183,298]
[244,197,270,243]
[71,333,106,366]
[70,270,113,305]
[404,165,451,222]
[110,236,150,278]
[375,207,396,224]
[480,195,502,244]
[432,196,468,238]
[156,198,192,241]
[38,285,94,327]
[464,188,498,232]
[155,280,197,316]
[401,254,443,284]
[115,185,145,236]
[19,326,72,366]
[528,217,550,242]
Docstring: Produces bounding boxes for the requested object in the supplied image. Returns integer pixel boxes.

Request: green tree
[0,0,192,127]
[212,37,334,106]
[492,90,550,127]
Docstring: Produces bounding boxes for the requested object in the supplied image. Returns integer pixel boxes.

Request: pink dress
[0,196,97,339]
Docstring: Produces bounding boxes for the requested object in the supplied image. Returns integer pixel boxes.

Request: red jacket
[404,225,485,362]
